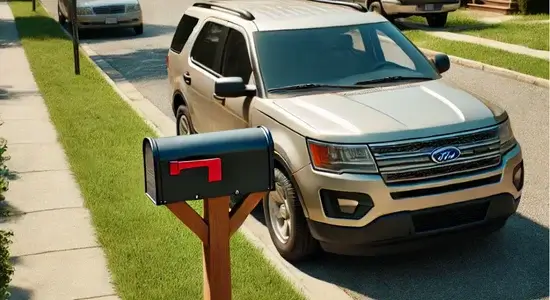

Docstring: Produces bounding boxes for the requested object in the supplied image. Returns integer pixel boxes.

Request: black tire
[58,4,66,24]
[263,168,319,262]
[134,24,144,35]
[175,105,193,136]
[426,12,448,28]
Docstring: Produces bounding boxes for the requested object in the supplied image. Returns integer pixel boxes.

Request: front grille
[412,200,490,232]
[370,126,501,184]
[93,5,126,14]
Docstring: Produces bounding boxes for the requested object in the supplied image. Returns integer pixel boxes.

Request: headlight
[307,140,378,174]
[126,3,141,12]
[76,6,93,15]
[498,120,517,154]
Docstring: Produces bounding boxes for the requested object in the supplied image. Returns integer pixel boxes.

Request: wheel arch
[173,90,197,134]
[172,90,188,117]
[272,151,311,218]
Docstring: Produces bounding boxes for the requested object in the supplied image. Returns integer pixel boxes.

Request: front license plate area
[417,4,442,11]
[105,17,118,24]
[424,4,435,10]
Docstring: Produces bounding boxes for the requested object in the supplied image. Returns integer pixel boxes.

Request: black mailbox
[142,126,274,205]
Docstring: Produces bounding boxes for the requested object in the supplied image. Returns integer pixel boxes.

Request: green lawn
[460,21,549,51]
[404,30,549,79]
[514,14,550,21]
[8,1,305,300]
[406,11,550,50]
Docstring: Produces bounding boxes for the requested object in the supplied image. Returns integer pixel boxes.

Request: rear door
[168,13,200,115]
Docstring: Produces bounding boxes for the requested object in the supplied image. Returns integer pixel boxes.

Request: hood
[270,79,500,143]
[80,0,138,6]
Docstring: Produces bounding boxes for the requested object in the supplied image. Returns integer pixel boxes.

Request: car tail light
[166,55,169,68]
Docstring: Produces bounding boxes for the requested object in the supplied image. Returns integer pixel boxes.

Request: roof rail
[307,0,368,12]
[193,2,255,21]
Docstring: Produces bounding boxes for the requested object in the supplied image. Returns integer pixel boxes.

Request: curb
[37,3,353,300]
[421,48,549,88]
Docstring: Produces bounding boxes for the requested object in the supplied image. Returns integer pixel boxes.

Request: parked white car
[359,0,460,27]
[58,0,144,35]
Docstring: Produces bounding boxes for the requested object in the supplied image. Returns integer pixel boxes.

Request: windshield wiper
[268,83,365,92]
[355,76,433,85]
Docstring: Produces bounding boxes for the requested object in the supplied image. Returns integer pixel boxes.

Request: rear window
[170,14,199,53]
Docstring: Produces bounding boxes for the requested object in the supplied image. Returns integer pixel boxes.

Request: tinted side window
[191,22,229,73]
[170,14,199,53]
[221,29,252,82]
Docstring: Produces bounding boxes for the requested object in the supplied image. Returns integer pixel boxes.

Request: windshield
[253,22,440,92]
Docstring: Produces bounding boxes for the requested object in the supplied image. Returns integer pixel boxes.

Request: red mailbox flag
[169,158,222,182]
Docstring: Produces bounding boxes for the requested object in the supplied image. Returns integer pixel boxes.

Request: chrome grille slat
[370,126,501,184]
[377,147,500,168]
[382,157,501,183]
[375,138,500,160]
[93,5,126,14]
[381,152,500,173]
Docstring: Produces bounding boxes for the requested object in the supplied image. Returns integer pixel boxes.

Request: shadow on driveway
[88,47,168,82]
[253,206,548,300]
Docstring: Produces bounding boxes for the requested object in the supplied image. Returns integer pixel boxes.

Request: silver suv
[167,0,524,262]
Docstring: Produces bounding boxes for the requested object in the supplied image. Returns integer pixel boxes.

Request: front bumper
[293,144,523,252]
[308,193,519,255]
[76,11,142,29]
[382,1,460,15]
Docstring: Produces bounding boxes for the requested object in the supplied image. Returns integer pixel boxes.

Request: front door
[213,25,255,131]
[185,19,229,133]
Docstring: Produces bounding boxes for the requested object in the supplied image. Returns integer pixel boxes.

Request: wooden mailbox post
[142,127,274,300]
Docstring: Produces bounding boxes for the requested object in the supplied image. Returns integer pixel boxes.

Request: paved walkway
[428,31,550,61]
[399,20,550,61]
[0,2,119,300]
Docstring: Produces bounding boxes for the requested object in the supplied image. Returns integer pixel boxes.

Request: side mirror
[214,77,256,98]
[432,53,450,74]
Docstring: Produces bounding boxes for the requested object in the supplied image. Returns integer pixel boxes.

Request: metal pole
[32,0,36,11]
[70,0,81,75]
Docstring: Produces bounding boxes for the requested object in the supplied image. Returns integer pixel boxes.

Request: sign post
[142,127,275,300]
[70,0,80,75]
[32,0,36,11]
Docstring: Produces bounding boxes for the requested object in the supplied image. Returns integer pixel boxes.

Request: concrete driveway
[40,0,549,299]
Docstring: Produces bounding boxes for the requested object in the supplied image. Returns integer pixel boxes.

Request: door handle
[213,93,225,105]
[213,94,225,101]
[183,72,192,85]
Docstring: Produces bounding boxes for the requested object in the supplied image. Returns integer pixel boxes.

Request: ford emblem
[431,146,461,163]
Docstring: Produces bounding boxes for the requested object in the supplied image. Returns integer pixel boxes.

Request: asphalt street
[41,0,549,299]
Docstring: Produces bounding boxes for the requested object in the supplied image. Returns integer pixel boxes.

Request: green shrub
[0,137,13,300]
[0,230,13,300]
[0,138,9,201]
[517,0,549,14]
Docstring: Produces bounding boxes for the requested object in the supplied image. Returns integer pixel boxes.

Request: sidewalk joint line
[13,245,101,258]
[15,168,70,174]
[73,294,118,300]
[7,206,84,217]
[8,141,60,145]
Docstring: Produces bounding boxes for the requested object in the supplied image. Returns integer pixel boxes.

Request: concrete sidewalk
[399,21,550,61]
[0,2,119,300]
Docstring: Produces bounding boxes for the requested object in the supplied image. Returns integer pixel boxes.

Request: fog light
[337,198,359,214]
[319,189,373,220]
[512,161,524,191]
